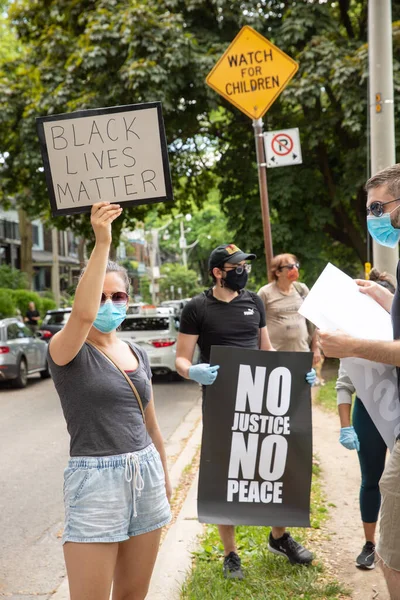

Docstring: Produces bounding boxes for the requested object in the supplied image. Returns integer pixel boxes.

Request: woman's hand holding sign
[91,202,123,246]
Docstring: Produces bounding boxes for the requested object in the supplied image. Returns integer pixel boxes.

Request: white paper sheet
[299,263,398,449]
[298,263,393,341]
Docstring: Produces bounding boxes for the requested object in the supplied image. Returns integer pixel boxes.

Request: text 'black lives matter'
[36,102,173,217]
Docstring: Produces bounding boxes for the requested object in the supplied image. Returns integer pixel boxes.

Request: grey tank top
[48,341,152,457]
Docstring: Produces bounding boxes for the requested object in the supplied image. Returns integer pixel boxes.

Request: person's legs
[64,542,118,600]
[268,527,313,565]
[378,561,400,600]
[353,397,387,541]
[352,396,387,569]
[377,440,400,599]
[271,526,285,539]
[217,525,243,579]
[217,525,236,555]
[112,529,162,600]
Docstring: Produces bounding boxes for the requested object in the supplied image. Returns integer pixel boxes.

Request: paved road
[0,374,199,599]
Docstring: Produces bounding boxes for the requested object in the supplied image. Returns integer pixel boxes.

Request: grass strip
[181,462,349,600]
[314,379,338,414]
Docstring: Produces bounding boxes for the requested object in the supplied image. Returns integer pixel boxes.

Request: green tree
[1,0,400,286]
[159,263,202,301]
[0,264,28,289]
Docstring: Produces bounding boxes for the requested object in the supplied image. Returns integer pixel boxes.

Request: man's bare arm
[320,330,400,367]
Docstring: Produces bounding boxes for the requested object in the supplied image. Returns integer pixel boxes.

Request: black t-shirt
[391,262,400,387]
[179,288,267,363]
[26,309,39,325]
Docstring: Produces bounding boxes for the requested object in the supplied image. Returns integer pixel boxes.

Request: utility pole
[253,119,273,281]
[149,229,158,305]
[179,220,188,268]
[51,228,61,307]
[368,0,398,275]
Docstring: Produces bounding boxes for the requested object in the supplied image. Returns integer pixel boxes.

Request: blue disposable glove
[305,368,317,386]
[189,363,220,386]
[339,426,360,451]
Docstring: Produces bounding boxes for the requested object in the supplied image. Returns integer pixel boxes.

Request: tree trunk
[77,238,86,269]
[18,209,33,289]
[109,245,117,261]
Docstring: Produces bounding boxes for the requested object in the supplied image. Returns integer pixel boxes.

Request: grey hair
[80,260,130,293]
[365,164,400,198]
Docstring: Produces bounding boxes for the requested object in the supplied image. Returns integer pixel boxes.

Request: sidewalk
[51,399,204,600]
[312,400,389,600]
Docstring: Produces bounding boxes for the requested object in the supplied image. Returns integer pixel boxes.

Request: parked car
[39,308,72,342]
[0,318,51,388]
[127,303,146,315]
[160,300,188,318]
[117,313,199,379]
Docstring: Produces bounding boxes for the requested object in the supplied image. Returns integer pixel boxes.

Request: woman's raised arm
[49,202,122,366]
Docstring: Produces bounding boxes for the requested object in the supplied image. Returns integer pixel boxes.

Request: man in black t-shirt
[25,301,40,334]
[176,244,315,580]
[320,165,400,597]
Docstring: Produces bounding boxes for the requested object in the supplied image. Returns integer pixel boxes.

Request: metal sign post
[253,119,273,281]
[206,26,299,280]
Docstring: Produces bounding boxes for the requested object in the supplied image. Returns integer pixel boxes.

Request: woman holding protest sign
[48,202,171,600]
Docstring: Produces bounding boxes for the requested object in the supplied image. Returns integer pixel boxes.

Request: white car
[117,313,198,379]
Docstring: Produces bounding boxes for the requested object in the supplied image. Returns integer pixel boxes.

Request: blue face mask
[367,213,400,248]
[93,301,127,334]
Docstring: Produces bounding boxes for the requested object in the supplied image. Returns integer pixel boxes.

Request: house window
[32,224,40,247]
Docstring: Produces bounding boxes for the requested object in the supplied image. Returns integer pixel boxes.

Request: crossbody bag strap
[86,340,146,424]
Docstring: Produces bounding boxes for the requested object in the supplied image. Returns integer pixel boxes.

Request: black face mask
[222,269,248,292]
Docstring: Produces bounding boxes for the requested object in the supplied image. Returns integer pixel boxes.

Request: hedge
[0,289,57,320]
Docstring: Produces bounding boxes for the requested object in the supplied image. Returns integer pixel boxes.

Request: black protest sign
[198,346,313,527]
[36,102,173,217]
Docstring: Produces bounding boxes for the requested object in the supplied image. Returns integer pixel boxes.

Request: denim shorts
[62,444,171,544]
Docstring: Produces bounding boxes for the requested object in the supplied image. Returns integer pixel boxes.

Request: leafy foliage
[0,288,17,318]
[159,262,202,301]
[1,0,400,284]
[0,264,28,289]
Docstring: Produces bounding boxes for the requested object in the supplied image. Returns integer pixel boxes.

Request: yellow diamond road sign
[206,26,299,120]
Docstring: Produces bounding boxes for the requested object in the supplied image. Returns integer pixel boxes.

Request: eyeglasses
[278,262,300,271]
[100,292,129,305]
[367,198,400,217]
[221,264,252,275]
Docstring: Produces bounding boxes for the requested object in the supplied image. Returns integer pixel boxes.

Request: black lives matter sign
[198,346,313,527]
[36,102,173,216]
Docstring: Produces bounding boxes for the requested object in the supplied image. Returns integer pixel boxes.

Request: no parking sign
[264,128,302,168]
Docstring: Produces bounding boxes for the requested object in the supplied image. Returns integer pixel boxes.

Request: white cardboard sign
[299,263,399,449]
[36,102,173,216]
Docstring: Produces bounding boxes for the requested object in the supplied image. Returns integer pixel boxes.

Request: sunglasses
[221,264,252,275]
[279,262,300,271]
[100,292,129,305]
[367,198,400,217]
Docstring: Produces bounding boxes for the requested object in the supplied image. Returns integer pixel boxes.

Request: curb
[51,400,203,599]
[147,473,203,599]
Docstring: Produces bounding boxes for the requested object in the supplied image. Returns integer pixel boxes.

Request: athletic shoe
[268,532,314,565]
[223,551,244,579]
[356,542,375,570]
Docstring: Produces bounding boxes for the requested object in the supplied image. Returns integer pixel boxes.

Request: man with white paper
[320,164,400,600]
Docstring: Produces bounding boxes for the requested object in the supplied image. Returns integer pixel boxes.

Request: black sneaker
[223,551,244,579]
[268,532,314,565]
[356,542,375,570]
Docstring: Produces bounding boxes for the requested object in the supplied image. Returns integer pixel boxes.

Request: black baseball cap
[208,244,256,270]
